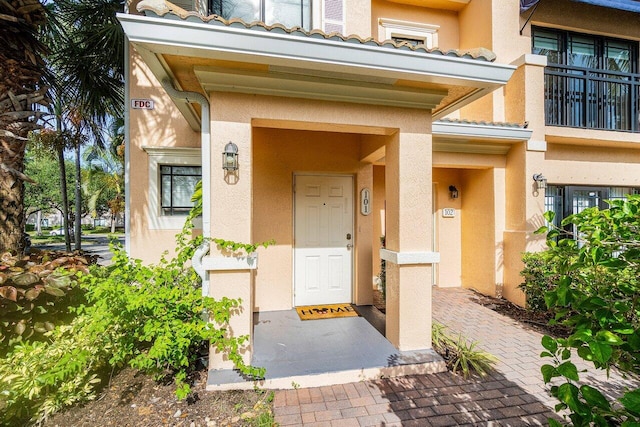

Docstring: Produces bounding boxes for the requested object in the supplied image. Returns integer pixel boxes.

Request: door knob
[346,243,353,249]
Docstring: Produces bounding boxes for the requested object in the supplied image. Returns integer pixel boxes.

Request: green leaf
[589,341,612,364]
[577,346,594,362]
[548,419,563,427]
[557,383,582,412]
[542,335,558,353]
[595,331,623,346]
[541,364,557,383]
[620,389,640,414]
[580,385,610,410]
[11,273,39,287]
[557,361,580,381]
[44,286,65,297]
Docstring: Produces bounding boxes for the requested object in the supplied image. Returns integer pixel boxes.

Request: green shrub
[432,322,496,378]
[537,195,640,426]
[0,315,109,425]
[0,231,267,425]
[519,251,561,313]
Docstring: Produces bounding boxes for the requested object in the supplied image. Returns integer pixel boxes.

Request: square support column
[206,116,254,369]
[383,129,436,351]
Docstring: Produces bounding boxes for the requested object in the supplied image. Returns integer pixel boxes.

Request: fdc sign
[131,99,154,110]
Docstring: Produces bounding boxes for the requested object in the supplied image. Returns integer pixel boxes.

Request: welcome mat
[296,303,360,321]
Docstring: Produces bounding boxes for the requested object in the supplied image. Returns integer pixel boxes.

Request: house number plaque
[360,188,371,215]
[442,208,456,218]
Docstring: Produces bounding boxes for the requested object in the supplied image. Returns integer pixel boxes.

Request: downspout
[160,79,211,297]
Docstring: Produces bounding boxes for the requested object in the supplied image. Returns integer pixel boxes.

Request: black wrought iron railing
[544,64,640,133]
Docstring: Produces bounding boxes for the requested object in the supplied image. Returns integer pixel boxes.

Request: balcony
[544,64,640,133]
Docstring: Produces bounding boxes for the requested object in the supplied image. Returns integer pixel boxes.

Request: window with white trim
[160,165,202,215]
[143,147,202,230]
[378,18,439,48]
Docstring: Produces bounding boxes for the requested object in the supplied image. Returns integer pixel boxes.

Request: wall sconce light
[222,141,238,171]
[533,173,547,190]
[449,185,459,199]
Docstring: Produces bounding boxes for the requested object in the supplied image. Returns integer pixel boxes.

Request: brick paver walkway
[433,287,637,408]
[274,287,637,426]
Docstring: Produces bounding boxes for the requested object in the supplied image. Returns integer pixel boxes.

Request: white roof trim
[118,13,515,90]
[433,121,532,141]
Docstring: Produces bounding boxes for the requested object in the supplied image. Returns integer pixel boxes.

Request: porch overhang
[118,13,516,129]
[433,119,533,154]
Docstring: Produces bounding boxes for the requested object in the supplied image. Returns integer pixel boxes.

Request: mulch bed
[468,290,571,338]
[44,367,271,427]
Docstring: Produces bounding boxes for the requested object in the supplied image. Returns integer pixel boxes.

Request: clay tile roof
[436,118,528,128]
[136,0,497,62]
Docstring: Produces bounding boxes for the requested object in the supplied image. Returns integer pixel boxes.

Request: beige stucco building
[120,0,640,378]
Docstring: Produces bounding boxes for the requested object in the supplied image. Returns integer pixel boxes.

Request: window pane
[172,175,199,207]
[568,35,597,69]
[605,41,632,73]
[533,30,561,64]
[211,0,260,22]
[172,166,202,175]
[265,0,310,28]
[161,175,172,207]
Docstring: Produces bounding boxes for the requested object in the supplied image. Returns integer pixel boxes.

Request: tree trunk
[57,144,72,252]
[74,145,82,251]
[0,1,48,254]
[36,210,42,235]
[0,139,28,252]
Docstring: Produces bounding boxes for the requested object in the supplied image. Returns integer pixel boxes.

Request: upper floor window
[533,27,640,133]
[379,18,439,49]
[533,27,637,73]
[209,0,311,30]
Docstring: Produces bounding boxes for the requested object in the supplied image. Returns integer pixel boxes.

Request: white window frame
[378,18,440,48]
[143,146,202,230]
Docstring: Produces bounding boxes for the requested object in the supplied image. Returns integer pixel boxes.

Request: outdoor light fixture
[449,185,459,199]
[222,141,238,171]
[533,173,547,190]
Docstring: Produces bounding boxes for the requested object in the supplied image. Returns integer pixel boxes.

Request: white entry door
[294,175,353,306]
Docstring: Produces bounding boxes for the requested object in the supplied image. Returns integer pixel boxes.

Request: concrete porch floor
[207,306,445,391]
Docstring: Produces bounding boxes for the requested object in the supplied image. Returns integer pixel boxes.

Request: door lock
[346,233,352,240]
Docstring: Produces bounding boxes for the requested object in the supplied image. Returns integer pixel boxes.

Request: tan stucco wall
[371,165,385,279]
[460,168,496,296]
[128,45,201,263]
[371,0,459,50]
[205,92,431,314]
[432,168,462,287]
[252,128,371,312]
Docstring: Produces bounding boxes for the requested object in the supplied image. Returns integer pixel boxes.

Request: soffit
[386,0,471,11]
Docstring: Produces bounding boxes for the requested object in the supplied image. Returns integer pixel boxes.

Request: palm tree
[0,0,49,253]
[39,0,125,250]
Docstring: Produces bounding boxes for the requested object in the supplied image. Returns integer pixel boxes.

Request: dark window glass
[533,29,562,64]
[210,0,311,29]
[160,165,202,216]
[545,185,639,238]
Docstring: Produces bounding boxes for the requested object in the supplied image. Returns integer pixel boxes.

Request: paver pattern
[432,287,637,408]
[274,370,556,426]
[276,287,606,426]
